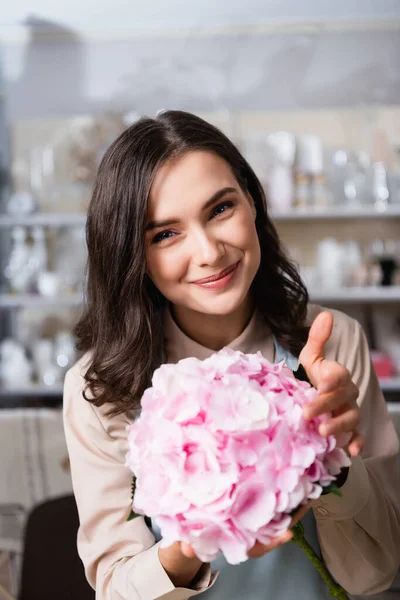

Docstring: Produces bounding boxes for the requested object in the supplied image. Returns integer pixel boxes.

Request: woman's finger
[183,503,313,562]
[248,502,311,559]
[318,408,361,437]
[247,531,293,558]
[180,542,197,558]
[347,431,365,456]
[316,361,352,394]
[303,383,358,420]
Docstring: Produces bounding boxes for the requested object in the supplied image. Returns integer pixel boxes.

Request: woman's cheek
[225,212,258,252]
[148,248,187,288]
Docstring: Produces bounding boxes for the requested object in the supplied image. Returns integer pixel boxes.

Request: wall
[2,25,400,120]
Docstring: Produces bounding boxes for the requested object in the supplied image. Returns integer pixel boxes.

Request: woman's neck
[171,296,254,351]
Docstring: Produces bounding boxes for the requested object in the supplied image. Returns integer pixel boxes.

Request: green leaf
[324,483,342,497]
[131,475,136,499]
[127,475,139,522]
[127,509,140,522]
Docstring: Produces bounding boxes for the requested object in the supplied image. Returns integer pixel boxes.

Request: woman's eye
[210,200,234,219]
[151,230,175,245]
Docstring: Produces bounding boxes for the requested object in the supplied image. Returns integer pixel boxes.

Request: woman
[63,110,400,600]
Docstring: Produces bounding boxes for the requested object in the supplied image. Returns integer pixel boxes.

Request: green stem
[291,522,349,600]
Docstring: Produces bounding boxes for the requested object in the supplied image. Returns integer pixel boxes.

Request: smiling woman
[63,110,400,600]
[76,110,309,414]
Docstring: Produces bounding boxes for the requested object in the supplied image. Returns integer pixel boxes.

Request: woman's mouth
[191,261,241,290]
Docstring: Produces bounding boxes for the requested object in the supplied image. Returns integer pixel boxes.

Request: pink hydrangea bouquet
[126,349,351,599]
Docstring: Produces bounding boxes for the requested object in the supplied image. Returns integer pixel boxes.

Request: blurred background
[0,1,399,598]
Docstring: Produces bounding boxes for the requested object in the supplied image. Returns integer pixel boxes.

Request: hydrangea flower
[126,348,351,569]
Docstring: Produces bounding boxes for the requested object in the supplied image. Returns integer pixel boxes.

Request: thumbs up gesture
[299,312,364,457]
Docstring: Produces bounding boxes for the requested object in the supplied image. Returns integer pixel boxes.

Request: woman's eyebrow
[146,186,237,232]
[202,186,237,211]
[146,217,180,232]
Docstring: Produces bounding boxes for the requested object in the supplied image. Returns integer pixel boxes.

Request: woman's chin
[192,290,250,317]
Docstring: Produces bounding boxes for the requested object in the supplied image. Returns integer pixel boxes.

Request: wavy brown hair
[75,110,309,415]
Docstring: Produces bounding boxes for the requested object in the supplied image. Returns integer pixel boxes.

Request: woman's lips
[191,261,241,289]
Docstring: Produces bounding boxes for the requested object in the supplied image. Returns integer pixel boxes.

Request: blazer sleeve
[63,364,216,600]
[310,310,400,596]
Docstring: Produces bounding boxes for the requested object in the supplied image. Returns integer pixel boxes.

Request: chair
[19,494,94,600]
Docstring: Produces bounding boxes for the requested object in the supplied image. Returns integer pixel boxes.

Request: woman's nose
[190,229,225,267]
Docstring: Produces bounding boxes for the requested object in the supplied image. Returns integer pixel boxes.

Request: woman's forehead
[147,151,238,217]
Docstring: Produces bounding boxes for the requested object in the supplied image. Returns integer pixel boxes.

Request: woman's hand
[159,541,203,588]
[180,503,311,561]
[299,311,364,457]
[246,502,310,558]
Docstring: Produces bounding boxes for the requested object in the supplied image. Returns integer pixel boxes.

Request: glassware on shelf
[4,226,31,293]
[53,226,87,295]
[6,191,37,216]
[367,239,399,286]
[31,338,63,387]
[36,271,61,297]
[4,225,53,295]
[47,180,92,214]
[342,241,363,286]
[0,339,33,389]
[315,238,345,290]
[372,162,390,212]
[29,143,92,214]
[328,149,348,205]
[28,226,48,291]
[296,135,323,175]
[294,173,310,209]
[354,152,371,205]
[380,240,398,286]
[310,173,331,208]
[313,238,365,290]
[294,135,333,210]
[388,171,400,205]
[264,131,296,214]
[11,114,126,214]
[29,146,47,208]
[54,331,76,373]
[328,150,370,207]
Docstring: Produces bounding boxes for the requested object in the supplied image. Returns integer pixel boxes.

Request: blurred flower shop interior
[0,1,400,599]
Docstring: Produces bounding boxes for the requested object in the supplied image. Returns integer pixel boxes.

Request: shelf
[309,286,400,304]
[0,293,83,308]
[271,205,400,221]
[1,206,399,227]
[1,206,399,228]
[0,212,87,228]
[0,385,64,397]
[1,288,399,309]
[379,378,400,392]
[0,378,397,399]
[387,402,400,415]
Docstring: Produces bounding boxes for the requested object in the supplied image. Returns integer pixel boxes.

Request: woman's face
[146,151,261,317]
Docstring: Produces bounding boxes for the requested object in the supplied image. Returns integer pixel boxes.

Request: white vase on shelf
[0,339,33,389]
[31,339,63,387]
[4,226,31,293]
[54,331,76,373]
[28,226,48,291]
